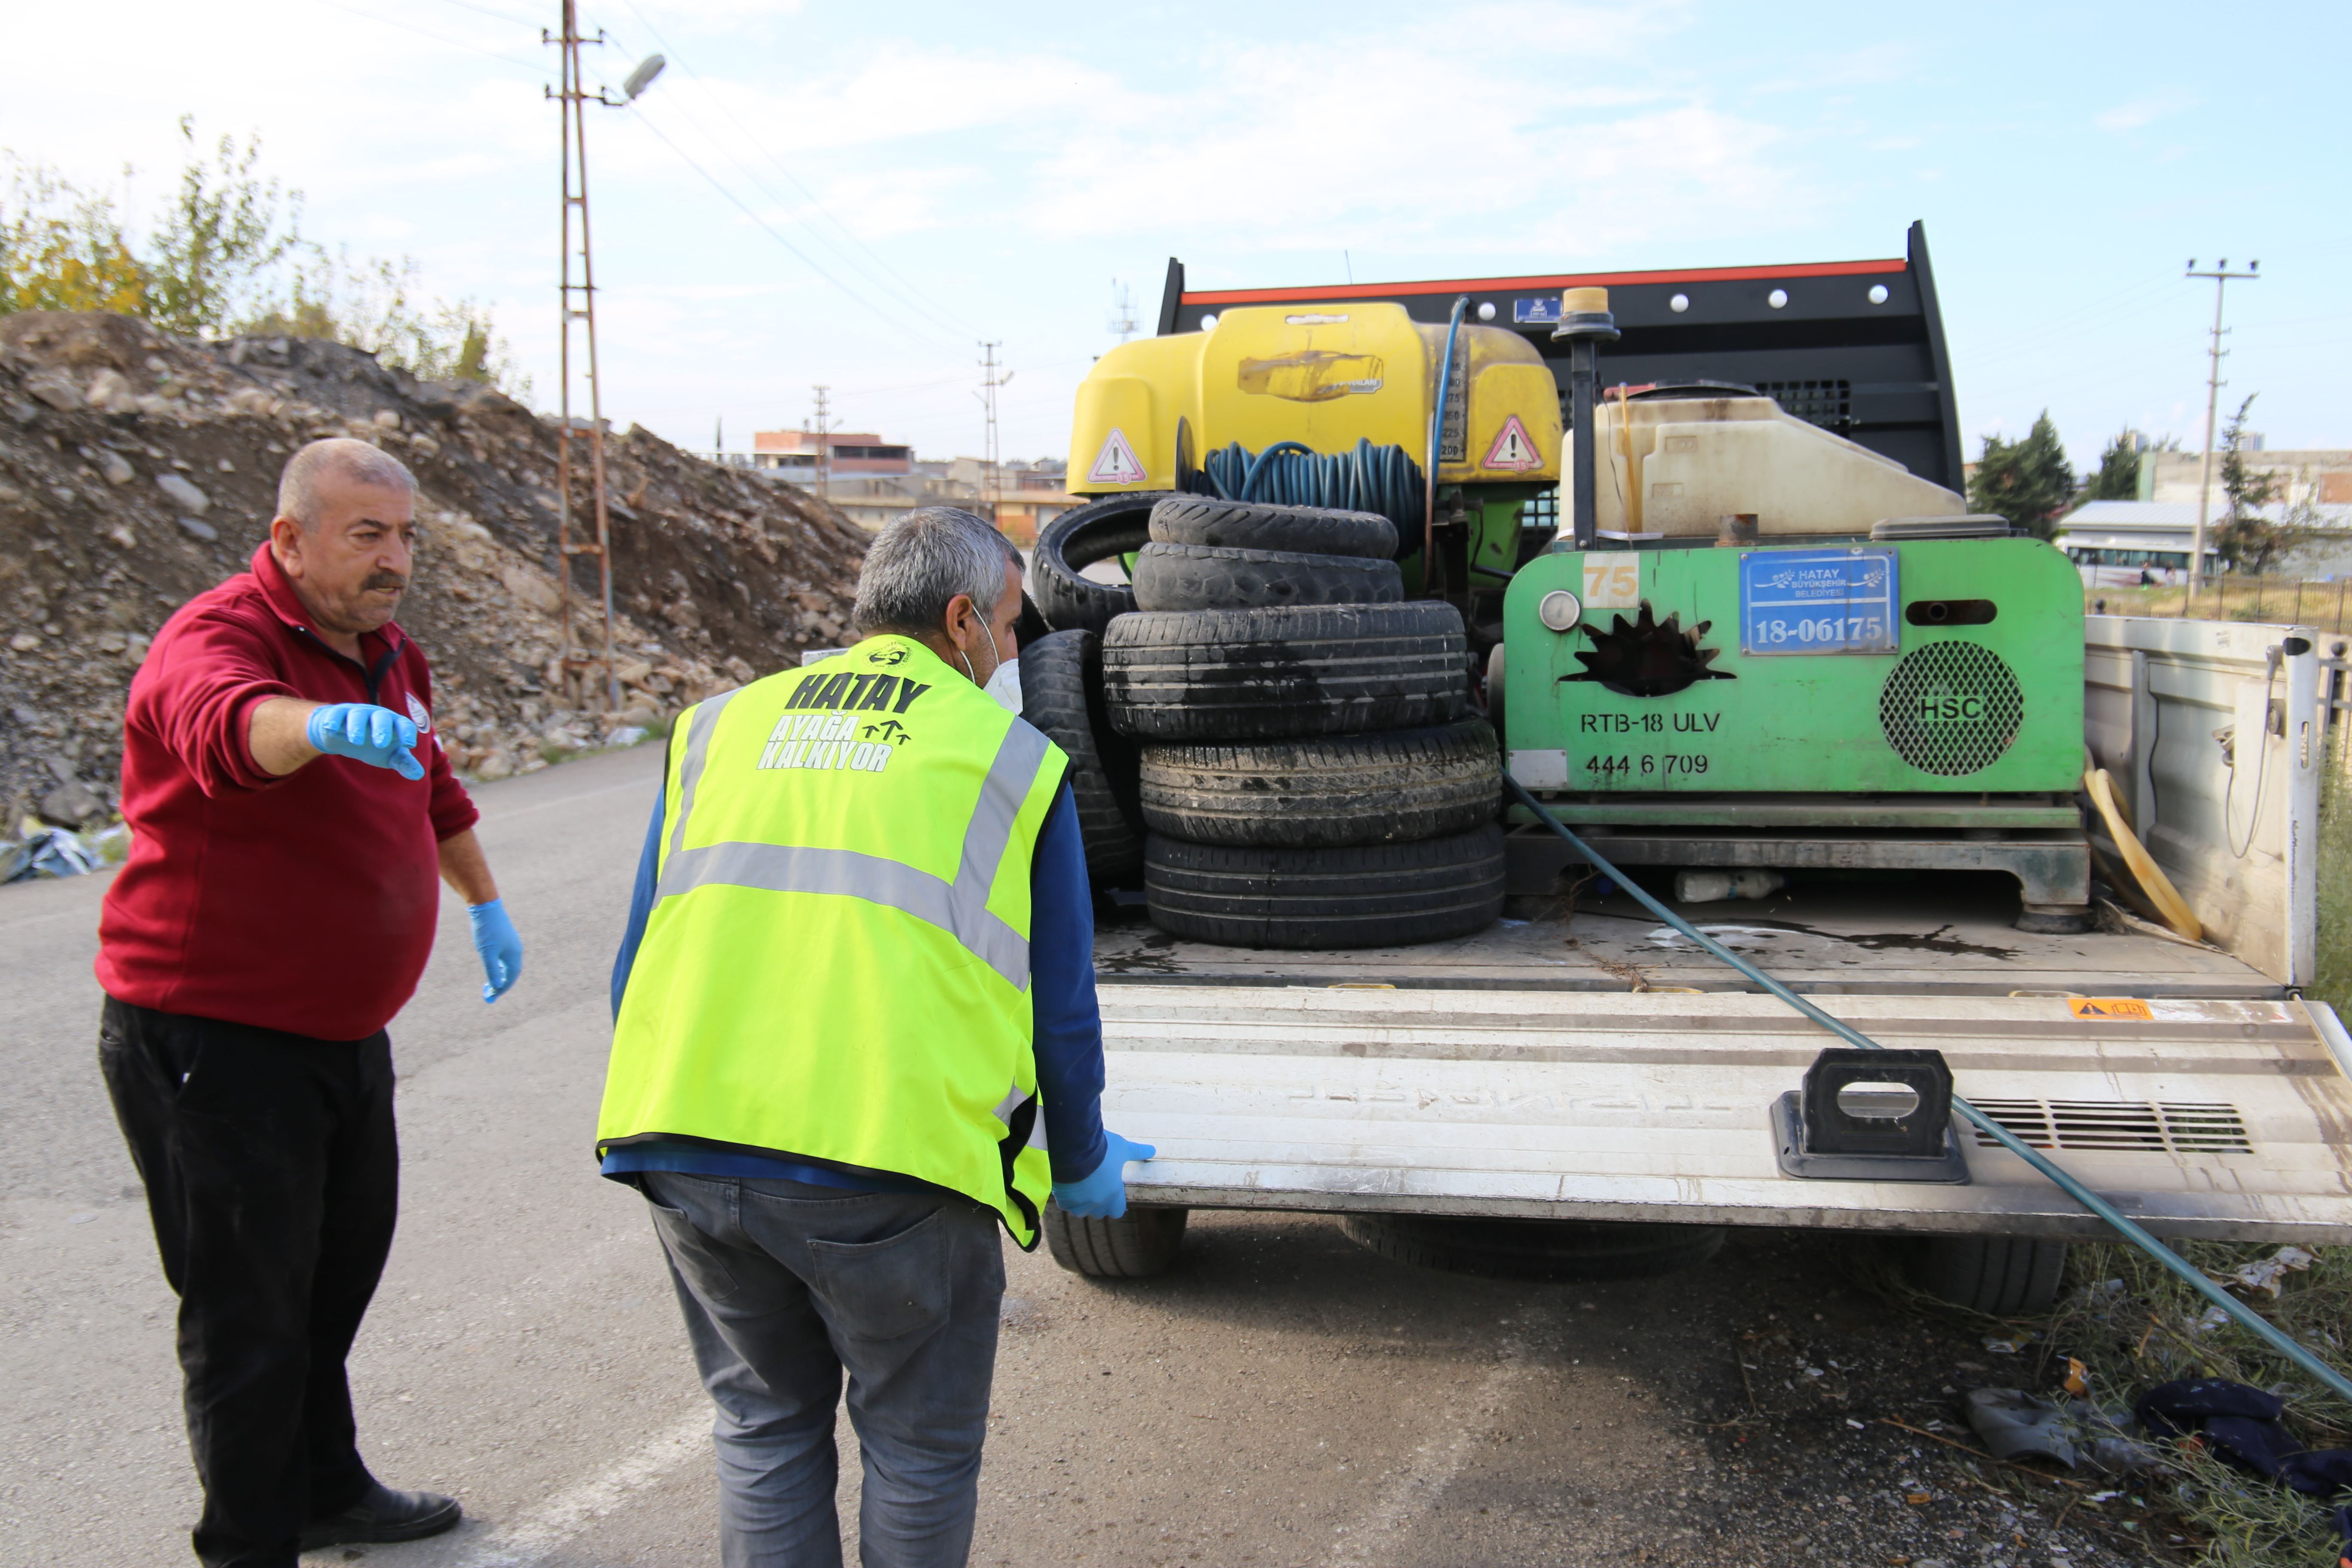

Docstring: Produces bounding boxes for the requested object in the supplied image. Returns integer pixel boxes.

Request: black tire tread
[1911,1236,2070,1316]
[1130,542,1403,614]
[1339,1214,1727,1282]
[1041,1203,1189,1278]
[1148,496,1398,559]
[1104,602,1468,741]
[1144,825,1504,949]
[1139,720,1500,848]
[1018,630,1142,882]
[1033,493,1167,635]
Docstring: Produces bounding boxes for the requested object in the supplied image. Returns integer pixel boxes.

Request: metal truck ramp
[1093,976,2352,1245]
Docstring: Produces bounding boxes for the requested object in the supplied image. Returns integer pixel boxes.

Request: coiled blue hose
[1198,438,1425,553]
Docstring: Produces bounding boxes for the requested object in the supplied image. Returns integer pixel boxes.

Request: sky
[6,0,2346,473]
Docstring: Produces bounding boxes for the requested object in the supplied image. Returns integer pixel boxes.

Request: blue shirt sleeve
[611,778,665,1021]
[1030,782,1109,1184]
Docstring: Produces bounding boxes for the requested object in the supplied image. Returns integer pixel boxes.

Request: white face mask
[983,652,1023,714]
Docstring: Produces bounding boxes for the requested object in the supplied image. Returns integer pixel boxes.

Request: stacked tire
[1102,497,1506,949]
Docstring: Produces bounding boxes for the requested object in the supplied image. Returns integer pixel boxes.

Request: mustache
[360,571,408,593]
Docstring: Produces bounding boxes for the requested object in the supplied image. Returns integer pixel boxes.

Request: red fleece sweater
[96,543,479,1040]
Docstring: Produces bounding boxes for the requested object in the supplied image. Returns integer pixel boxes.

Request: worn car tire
[1139,721,1500,848]
[1144,824,1504,949]
[1041,1202,1189,1279]
[1148,496,1398,559]
[1340,1214,1727,1282]
[1908,1236,2070,1316]
[1033,492,1167,636]
[1103,602,1468,741]
[1130,542,1403,614]
[1018,630,1143,883]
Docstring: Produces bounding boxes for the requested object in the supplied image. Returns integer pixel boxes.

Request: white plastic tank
[1589,394,1963,538]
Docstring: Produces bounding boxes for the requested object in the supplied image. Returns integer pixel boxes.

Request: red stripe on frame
[1182,257,1908,307]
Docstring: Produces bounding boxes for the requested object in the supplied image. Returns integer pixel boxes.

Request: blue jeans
[639,1172,1005,1568]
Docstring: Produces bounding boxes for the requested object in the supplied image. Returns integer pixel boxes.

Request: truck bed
[1090,884,2352,1242]
[1096,881,2277,997]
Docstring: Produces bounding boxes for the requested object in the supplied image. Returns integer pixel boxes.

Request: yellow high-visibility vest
[597,636,1068,1245]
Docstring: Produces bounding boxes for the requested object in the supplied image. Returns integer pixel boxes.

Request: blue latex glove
[306,702,424,781]
[468,898,523,1003]
[1051,1130,1156,1219]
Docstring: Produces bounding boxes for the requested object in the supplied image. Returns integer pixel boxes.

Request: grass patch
[2317,751,2352,1021]
[1859,1238,2352,1565]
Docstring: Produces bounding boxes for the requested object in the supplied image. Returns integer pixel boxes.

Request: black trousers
[99,995,399,1568]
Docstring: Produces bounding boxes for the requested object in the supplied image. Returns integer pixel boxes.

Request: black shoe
[299,1482,462,1550]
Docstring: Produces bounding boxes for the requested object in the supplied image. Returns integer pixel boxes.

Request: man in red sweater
[98,437,524,1568]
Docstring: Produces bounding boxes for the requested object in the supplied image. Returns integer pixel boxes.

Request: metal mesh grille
[1966,1100,2252,1155]
[1758,379,1853,431]
[1878,642,2023,776]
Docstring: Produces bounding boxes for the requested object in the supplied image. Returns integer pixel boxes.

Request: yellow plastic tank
[1069,303,1561,494]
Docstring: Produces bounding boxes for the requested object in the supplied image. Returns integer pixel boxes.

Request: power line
[603,0,981,337]
[622,105,963,362]
[314,0,545,68]
[574,10,976,350]
[425,0,542,26]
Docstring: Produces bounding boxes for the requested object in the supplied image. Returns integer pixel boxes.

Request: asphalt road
[0,744,2174,1567]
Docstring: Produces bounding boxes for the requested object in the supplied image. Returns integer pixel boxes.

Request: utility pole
[811,386,833,498]
[977,342,1007,525]
[1108,281,1138,343]
[2186,257,2259,601]
[547,3,617,710]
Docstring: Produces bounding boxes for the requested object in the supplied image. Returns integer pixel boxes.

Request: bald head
[277,438,415,531]
[268,438,420,652]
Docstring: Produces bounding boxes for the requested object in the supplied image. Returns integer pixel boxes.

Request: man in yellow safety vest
[599,506,1152,1567]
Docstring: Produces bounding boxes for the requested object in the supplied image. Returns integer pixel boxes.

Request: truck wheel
[1130,542,1403,614]
[1144,825,1505,949]
[1340,1213,1727,1282]
[1148,496,1398,559]
[1033,493,1167,636]
[1018,630,1143,883]
[1139,720,1500,848]
[1907,1236,2070,1315]
[1103,602,1468,741]
[1041,1201,1189,1278]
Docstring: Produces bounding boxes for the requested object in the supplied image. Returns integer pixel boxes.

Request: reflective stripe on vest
[655,699,1053,990]
[598,638,1067,1248]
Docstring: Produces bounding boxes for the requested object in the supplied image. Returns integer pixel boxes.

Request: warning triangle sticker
[1482,414,1543,472]
[1086,427,1148,486]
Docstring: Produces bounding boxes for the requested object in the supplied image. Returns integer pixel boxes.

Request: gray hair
[851,506,1017,637]
[276,438,416,529]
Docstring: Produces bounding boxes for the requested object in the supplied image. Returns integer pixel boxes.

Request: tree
[141,117,304,337]
[2211,394,2296,573]
[2085,430,2142,502]
[1,119,527,398]
[1967,411,2076,538]
[0,160,147,315]
[245,248,526,395]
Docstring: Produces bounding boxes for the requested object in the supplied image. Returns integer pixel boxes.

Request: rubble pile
[0,309,870,827]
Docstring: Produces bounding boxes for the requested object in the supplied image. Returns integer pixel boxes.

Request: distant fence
[2086,577,2352,635]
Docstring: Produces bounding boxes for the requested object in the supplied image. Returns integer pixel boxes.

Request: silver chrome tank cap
[1538,589,1583,632]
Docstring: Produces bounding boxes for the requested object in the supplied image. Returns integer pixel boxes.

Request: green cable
[1505,774,2352,1405]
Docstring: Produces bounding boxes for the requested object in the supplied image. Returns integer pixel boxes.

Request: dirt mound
[0,309,869,826]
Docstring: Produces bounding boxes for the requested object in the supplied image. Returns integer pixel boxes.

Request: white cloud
[1021,36,1812,258]
[2095,92,2196,133]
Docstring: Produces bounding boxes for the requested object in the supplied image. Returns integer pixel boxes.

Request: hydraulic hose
[1504,773,2352,1404]
[1425,296,1469,573]
[1200,438,1425,547]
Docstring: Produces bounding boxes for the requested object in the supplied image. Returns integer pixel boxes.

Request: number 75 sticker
[1583,558,1639,609]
